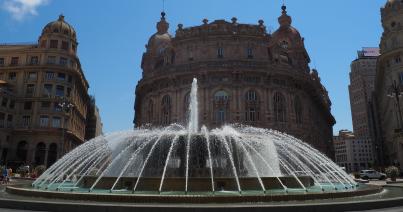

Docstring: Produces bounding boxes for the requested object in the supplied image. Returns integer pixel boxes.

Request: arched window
[274,92,286,122]
[294,96,303,124]
[245,90,258,101]
[47,143,58,166]
[16,141,28,162]
[34,143,46,165]
[147,100,154,123]
[161,95,171,125]
[214,90,229,101]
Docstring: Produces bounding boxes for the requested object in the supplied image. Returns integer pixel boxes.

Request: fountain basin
[80,176,314,191]
[6,183,382,203]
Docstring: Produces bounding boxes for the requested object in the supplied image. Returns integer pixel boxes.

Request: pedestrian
[2,167,8,184]
[7,168,12,182]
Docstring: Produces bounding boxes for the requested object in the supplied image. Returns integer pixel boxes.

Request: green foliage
[16,165,30,177]
[385,166,400,179]
[34,165,47,176]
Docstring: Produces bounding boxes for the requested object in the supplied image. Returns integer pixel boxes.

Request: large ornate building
[375,0,403,170]
[0,15,102,168]
[134,6,335,156]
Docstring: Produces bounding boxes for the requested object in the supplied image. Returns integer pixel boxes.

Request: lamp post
[387,80,403,130]
[57,97,74,157]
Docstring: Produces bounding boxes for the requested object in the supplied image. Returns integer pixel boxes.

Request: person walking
[2,167,8,184]
[7,168,12,183]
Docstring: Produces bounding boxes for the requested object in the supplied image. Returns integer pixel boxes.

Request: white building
[334,130,375,172]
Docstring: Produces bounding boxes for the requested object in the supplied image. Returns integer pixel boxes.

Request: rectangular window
[26,84,35,96]
[24,101,32,110]
[0,113,5,128]
[399,72,403,85]
[28,72,37,80]
[30,56,39,65]
[1,98,8,107]
[56,85,64,97]
[59,57,67,66]
[22,116,31,128]
[39,116,49,127]
[0,73,4,80]
[67,75,72,83]
[9,100,15,109]
[247,48,253,59]
[0,58,4,66]
[57,73,66,81]
[10,57,19,66]
[52,117,61,128]
[50,40,58,49]
[217,47,224,58]
[7,115,13,128]
[61,41,69,50]
[8,72,16,80]
[45,71,54,80]
[43,84,53,96]
[47,56,56,64]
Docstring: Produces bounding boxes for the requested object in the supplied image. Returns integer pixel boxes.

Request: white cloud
[2,0,49,21]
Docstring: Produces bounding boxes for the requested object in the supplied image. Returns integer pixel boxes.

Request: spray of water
[32,78,357,194]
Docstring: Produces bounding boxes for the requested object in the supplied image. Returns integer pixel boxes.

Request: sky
[0,0,386,134]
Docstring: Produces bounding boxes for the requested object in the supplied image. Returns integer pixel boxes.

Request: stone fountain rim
[6,183,382,204]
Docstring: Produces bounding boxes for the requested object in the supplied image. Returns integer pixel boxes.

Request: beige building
[134,6,336,157]
[348,48,380,165]
[349,48,379,138]
[375,0,403,170]
[0,15,101,168]
[333,130,375,172]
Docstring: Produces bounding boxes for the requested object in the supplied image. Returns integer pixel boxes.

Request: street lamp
[387,80,403,130]
[57,97,74,156]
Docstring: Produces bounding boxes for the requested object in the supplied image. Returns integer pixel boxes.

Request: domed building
[375,0,403,170]
[134,6,335,156]
[0,15,102,168]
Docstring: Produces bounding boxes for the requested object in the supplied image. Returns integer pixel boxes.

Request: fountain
[7,78,384,204]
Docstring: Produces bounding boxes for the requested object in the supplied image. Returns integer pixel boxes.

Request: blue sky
[0,0,386,134]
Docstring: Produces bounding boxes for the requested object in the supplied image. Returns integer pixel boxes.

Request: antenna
[282,0,285,6]
[162,0,165,12]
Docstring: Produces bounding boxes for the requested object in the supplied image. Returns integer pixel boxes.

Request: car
[359,170,386,180]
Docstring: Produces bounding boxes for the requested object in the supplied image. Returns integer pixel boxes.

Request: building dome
[147,12,172,54]
[271,5,303,48]
[41,15,77,40]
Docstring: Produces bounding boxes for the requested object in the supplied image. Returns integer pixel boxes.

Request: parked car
[360,170,386,180]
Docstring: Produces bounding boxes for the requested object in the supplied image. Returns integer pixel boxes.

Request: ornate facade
[0,15,101,168]
[134,6,335,156]
[375,0,403,170]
